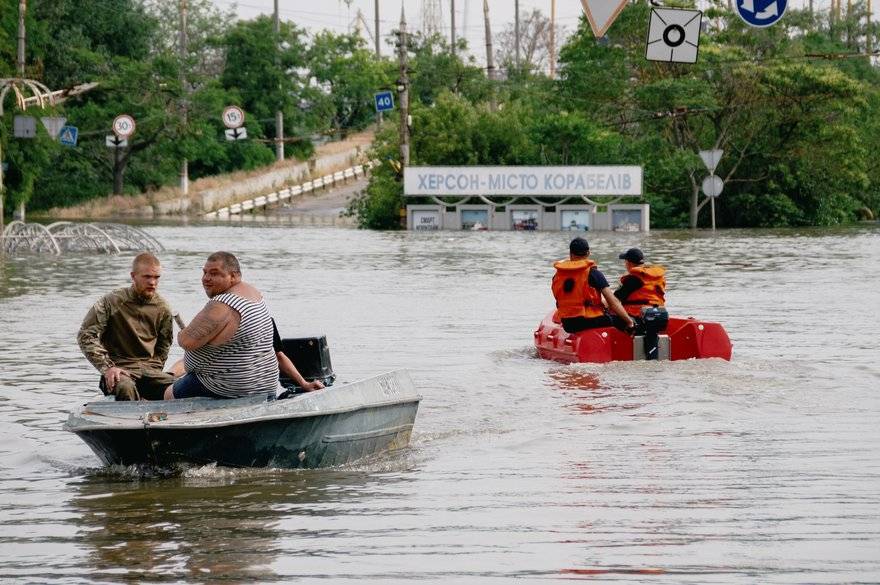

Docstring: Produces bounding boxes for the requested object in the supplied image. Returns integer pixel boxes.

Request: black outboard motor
[641,307,669,361]
[278,335,335,392]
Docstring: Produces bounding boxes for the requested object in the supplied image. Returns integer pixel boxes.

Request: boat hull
[65,370,420,469]
[534,311,732,363]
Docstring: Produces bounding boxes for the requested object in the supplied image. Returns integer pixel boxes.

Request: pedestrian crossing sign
[59,125,78,147]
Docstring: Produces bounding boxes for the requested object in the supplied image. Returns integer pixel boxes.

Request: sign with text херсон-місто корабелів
[403,166,643,197]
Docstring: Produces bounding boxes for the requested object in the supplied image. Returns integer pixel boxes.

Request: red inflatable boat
[534,311,732,364]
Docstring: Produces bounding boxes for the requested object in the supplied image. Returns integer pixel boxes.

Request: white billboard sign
[404,166,642,197]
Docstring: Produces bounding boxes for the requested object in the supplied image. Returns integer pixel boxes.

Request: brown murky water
[1,224,878,583]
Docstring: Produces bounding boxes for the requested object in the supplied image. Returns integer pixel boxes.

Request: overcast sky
[209,1,591,59]
[209,0,842,62]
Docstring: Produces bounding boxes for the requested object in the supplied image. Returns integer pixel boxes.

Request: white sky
[210,0,843,63]
[210,1,590,60]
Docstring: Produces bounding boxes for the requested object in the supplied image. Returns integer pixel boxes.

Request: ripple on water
[1,224,879,582]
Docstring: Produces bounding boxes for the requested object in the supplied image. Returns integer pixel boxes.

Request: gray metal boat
[64,369,421,469]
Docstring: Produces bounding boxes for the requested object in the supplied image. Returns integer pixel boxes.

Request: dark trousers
[561,315,613,333]
[99,370,175,401]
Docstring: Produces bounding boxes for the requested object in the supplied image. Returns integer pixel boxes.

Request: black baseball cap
[569,237,590,256]
[618,248,644,264]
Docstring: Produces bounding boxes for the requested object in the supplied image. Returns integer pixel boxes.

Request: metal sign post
[701,175,724,231]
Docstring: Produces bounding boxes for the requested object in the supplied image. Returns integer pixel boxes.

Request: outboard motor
[641,307,669,361]
[278,335,335,394]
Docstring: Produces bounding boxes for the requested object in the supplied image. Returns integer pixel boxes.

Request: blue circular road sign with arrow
[736,0,787,27]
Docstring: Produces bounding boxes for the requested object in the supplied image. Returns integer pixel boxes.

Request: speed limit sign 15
[112,114,136,138]
[222,106,245,129]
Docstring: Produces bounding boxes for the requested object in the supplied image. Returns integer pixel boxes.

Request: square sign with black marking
[645,8,702,64]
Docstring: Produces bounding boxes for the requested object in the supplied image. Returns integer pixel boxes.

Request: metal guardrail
[205,160,378,219]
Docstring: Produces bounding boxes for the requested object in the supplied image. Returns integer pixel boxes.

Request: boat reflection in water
[70,469,398,581]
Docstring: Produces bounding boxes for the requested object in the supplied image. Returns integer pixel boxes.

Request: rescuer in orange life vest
[614,247,667,328]
[552,237,636,334]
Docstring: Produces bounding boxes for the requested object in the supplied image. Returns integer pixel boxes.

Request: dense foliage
[1,0,879,229]
[0,0,392,214]
[356,3,880,229]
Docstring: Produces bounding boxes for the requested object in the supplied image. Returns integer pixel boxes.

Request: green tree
[307,31,393,133]
[220,16,315,159]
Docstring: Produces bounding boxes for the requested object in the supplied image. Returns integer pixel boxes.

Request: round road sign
[222,106,245,129]
[112,115,136,138]
[702,174,724,197]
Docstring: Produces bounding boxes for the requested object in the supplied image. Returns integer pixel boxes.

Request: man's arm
[601,287,635,328]
[178,301,238,351]
[155,308,174,364]
[614,275,642,302]
[78,296,131,391]
[77,298,114,374]
[277,352,325,391]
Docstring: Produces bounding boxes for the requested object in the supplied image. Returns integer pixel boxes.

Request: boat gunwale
[65,395,421,432]
[64,369,421,432]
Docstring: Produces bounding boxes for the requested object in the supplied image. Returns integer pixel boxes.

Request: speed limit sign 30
[222,106,245,129]
[112,114,136,138]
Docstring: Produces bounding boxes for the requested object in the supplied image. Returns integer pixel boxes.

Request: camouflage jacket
[77,287,173,375]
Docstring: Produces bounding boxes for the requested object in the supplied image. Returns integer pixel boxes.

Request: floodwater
[1,224,878,584]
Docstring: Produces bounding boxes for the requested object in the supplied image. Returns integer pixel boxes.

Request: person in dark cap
[551,237,635,333]
[614,247,667,323]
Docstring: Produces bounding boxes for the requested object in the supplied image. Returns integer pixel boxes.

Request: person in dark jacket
[77,253,175,401]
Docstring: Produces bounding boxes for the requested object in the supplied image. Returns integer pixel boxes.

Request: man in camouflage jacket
[77,252,175,400]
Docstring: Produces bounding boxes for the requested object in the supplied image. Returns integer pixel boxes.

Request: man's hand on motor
[103,367,130,391]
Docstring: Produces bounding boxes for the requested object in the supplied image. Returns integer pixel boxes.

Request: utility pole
[515,0,520,69]
[179,0,189,195]
[397,8,410,166]
[14,0,26,221]
[451,0,456,55]
[375,0,381,56]
[483,0,497,111]
[274,0,285,161]
[549,0,556,79]
[17,1,26,76]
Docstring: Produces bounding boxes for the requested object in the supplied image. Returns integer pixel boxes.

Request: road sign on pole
[13,115,37,138]
[736,0,787,27]
[106,135,128,148]
[41,116,67,139]
[580,0,630,38]
[699,149,724,174]
[374,91,394,113]
[645,8,702,64]
[112,114,136,138]
[59,125,78,147]
[224,127,248,141]
[222,105,245,129]
[701,174,724,197]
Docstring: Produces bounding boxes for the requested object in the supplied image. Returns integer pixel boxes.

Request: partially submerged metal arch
[2,222,162,256]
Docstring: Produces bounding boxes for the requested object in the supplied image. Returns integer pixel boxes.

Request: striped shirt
[183,293,279,398]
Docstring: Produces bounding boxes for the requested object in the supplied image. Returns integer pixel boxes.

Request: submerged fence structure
[0,221,163,255]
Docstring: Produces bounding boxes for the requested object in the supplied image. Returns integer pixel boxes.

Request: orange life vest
[552,259,606,320]
[619,265,666,317]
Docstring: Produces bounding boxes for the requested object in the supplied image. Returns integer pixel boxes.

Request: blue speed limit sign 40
[374,91,394,113]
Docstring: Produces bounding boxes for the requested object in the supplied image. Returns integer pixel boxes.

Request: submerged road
[1,224,879,582]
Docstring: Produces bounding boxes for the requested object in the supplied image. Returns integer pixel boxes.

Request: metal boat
[65,335,420,468]
[64,369,420,469]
